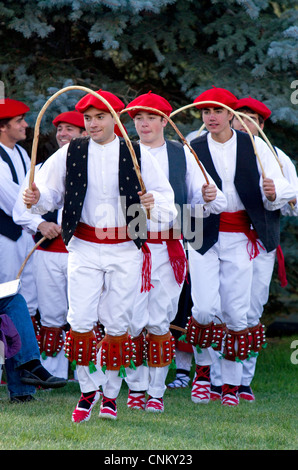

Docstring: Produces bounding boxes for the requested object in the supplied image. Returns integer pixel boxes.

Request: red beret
[194,87,238,110]
[0,98,30,119]
[235,97,271,120]
[126,91,172,118]
[52,111,85,129]
[75,89,124,113]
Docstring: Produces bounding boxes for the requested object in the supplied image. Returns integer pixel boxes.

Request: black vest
[166,139,187,212]
[189,131,280,254]
[61,137,147,248]
[0,145,26,241]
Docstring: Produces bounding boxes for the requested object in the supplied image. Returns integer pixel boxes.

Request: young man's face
[0,114,28,144]
[83,107,116,145]
[201,107,233,137]
[232,110,263,136]
[56,122,86,148]
[134,111,167,147]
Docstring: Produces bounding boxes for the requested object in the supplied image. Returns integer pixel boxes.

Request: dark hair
[0,117,11,129]
[235,106,264,125]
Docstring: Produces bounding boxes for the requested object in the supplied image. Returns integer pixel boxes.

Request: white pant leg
[67,237,142,395]
[77,348,107,393]
[126,243,183,396]
[247,249,276,327]
[41,347,69,379]
[33,251,69,378]
[0,232,38,316]
[141,244,183,397]
[188,244,220,368]
[33,251,69,327]
[189,233,254,385]
[175,349,193,372]
[148,366,170,398]
[125,284,149,392]
[242,248,275,386]
[210,349,223,386]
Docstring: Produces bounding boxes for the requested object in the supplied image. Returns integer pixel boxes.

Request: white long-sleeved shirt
[28,136,177,231]
[0,143,30,216]
[207,130,296,212]
[13,163,63,234]
[273,146,298,217]
[140,141,227,222]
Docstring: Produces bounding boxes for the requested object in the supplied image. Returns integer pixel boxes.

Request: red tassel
[276,245,288,288]
[166,240,187,286]
[141,243,153,292]
[246,229,265,260]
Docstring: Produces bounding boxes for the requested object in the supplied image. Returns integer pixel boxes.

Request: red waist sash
[74,222,152,292]
[219,211,287,286]
[219,211,263,260]
[147,229,187,286]
[37,234,68,253]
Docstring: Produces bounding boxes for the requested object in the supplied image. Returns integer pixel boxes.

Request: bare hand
[37,221,61,239]
[138,191,155,210]
[23,182,40,206]
[263,177,276,201]
[202,183,217,203]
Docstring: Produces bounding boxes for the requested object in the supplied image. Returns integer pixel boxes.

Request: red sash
[219,211,264,260]
[74,222,152,292]
[219,211,287,286]
[37,234,68,253]
[147,228,187,286]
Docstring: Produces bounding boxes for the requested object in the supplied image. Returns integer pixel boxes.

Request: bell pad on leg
[64,329,98,367]
[38,326,64,358]
[146,331,176,367]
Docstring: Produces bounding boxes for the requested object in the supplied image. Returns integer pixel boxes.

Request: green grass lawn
[0,336,297,451]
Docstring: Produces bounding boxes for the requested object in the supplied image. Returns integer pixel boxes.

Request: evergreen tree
[0,0,297,319]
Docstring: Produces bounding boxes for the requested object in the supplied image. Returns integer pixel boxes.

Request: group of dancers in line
[1,84,297,422]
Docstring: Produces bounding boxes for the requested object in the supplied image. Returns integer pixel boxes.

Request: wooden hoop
[122,105,210,184]
[16,236,47,279]
[170,100,266,178]
[27,86,147,212]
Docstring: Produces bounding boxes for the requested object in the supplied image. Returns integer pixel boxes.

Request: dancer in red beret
[0,96,67,399]
[23,89,177,422]
[186,87,295,406]
[0,98,38,320]
[13,109,88,382]
[230,96,298,401]
[124,91,226,413]
[52,110,87,148]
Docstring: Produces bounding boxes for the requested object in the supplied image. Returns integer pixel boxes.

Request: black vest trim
[0,145,26,241]
[61,137,147,248]
[190,131,280,254]
[166,140,187,209]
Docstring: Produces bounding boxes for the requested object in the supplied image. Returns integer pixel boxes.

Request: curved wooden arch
[28,86,147,209]
[170,100,266,178]
[122,105,210,184]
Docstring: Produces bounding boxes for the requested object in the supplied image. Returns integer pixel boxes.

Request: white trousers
[125,242,184,398]
[0,232,38,316]
[33,250,69,378]
[188,232,254,386]
[242,247,276,386]
[66,236,143,396]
